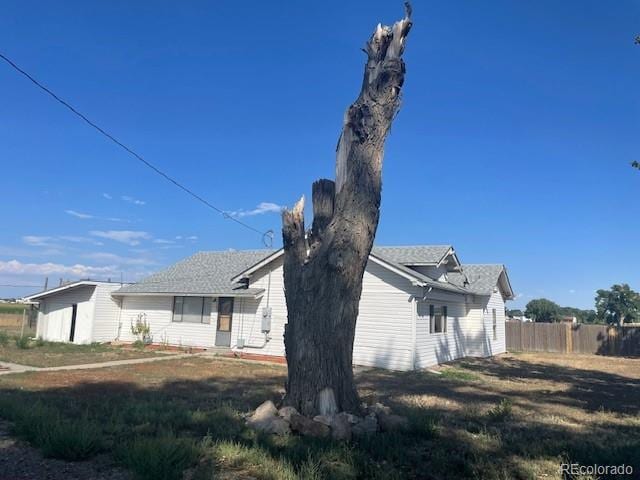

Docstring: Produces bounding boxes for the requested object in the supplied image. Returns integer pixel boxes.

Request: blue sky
[0,1,638,310]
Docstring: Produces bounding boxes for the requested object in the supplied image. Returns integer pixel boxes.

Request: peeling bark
[281,4,412,416]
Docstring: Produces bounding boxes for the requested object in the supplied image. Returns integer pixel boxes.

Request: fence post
[566,323,572,353]
[20,309,26,338]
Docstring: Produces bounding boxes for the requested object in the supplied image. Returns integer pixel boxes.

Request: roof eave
[230,249,284,283]
[23,281,100,301]
[111,289,265,299]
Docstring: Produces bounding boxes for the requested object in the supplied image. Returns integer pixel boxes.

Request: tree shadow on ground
[0,355,638,479]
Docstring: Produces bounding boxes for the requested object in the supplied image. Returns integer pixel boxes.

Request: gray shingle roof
[372,245,451,265]
[114,250,274,296]
[448,264,506,296]
[113,246,510,298]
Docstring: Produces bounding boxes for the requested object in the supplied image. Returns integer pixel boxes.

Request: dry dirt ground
[0,352,638,479]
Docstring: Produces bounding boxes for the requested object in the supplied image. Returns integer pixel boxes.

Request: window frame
[492,308,497,340]
[429,304,448,334]
[172,296,212,324]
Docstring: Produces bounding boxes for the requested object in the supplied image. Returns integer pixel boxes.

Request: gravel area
[0,420,130,480]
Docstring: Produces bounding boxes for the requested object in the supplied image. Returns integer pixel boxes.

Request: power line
[0,52,274,247]
[0,284,42,288]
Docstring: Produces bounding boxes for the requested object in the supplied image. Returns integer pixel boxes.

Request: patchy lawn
[0,353,638,479]
[0,340,164,367]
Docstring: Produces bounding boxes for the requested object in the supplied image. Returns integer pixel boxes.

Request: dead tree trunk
[281,4,412,417]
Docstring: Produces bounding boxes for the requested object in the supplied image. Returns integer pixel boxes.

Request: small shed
[24,281,124,344]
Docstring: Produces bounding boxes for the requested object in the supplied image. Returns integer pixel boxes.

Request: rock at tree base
[352,415,378,437]
[377,412,409,432]
[249,400,278,422]
[290,413,330,438]
[247,400,291,435]
[331,413,352,441]
[278,406,298,422]
[312,415,333,427]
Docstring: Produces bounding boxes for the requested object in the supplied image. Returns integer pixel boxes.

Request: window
[429,304,447,334]
[172,297,212,324]
[492,308,497,340]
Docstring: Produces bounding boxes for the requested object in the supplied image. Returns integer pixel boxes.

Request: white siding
[484,290,506,356]
[37,286,96,344]
[463,291,506,358]
[231,256,288,357]
[231,257,416,371]
[353,261,415,370]
[118,295,219,348]
[415,293,469,368]
[91,284,126,342]
[463,303,487,357]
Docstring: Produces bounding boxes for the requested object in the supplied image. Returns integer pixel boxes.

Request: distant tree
[558,306,598,324]
[506,309,523,318]
[595,284,640,325]
[632,160,639,170]
[525,298,561,322]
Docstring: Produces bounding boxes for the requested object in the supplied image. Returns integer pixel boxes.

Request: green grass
[116,433,199,480]
[486,398,513,422]
[1,400,103,461]
[437,367,480,382]
[0,303,29,314]
[0,340,161,367]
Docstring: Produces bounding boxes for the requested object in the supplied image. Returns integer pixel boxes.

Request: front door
[215,297,233,347]
[69,304,78,342]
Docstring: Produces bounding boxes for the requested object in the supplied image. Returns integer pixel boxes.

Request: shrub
[0,330,9,346]
[35,337,45,347]
[7,401,102,460]
[14,335,30,349]
[486,398,513,422]
[40,416,103,460]
[116,433,199,480]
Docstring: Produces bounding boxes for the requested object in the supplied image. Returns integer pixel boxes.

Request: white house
[24,245,514,371]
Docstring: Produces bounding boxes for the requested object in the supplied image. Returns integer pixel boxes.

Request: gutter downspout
[410,295,417,370]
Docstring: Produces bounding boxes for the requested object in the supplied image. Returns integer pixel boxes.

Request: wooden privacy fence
[506,321,640,356]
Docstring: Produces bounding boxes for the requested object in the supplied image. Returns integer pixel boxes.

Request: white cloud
[228,202,283,218]
[90,230,150,246]
[121,195,146,206]
[0,245,62,257]
[58,236,104,246]
[175,236,183,240]
[153,239,175,244]
[569,289,576,294]
[23,236,56,247]
[65,209,129,223]
[65,210,94,219]
[102,193,113,200]
[0,259,117,277]
[81,252,157,266]
[186,235,198,241]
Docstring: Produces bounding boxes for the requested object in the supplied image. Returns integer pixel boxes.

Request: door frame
[69,304,78,342]
[215,297,234,347]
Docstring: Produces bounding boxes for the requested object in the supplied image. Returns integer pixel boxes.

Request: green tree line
[509,284,639,325]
